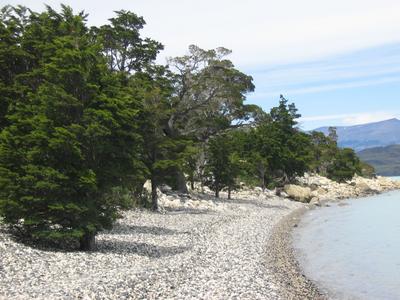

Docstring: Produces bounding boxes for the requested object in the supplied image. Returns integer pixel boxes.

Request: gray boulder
[283,184,312,203]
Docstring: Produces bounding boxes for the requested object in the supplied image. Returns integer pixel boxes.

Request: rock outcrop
[283,185,312,203]
[144,174,399,209]
[296,174,399,204]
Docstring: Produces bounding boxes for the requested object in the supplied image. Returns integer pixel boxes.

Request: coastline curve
[265,205,327,299]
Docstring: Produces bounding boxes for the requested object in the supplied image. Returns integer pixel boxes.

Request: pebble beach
[1,175,399,300]
[0,191,302,300]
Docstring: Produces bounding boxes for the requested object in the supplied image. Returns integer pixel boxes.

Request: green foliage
[95,10,163,73]
[204,132,243,198]
[0,5,32,130]
[0,5,147,249]
[244,96,312,187]
[133,66,195,209]
[327,148,361,182]
[166,45,256,140]
[309,127,365,182]
[358,161,376,178]
[308,130,337,175]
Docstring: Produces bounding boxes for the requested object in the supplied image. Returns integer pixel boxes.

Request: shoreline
[0,175,399,299]
[265,204,327,299]
[267,183,400,300]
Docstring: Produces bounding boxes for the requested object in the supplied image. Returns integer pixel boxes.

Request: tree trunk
[151,178,158,211]
[176,170,188,193]
[215,182,220,198]
[164,118,188,194]
[80,232,95,251]
[198,143,207,193]
[257,164,266,192]
[228,186,231,200]
[261,174,266,192]
[190,180,194,190]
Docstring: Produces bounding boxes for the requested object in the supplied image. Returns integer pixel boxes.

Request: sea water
[293,189,400,299]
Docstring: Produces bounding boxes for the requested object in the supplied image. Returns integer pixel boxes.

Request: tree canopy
[0,5,148,250]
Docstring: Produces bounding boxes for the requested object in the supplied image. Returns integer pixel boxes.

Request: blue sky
[4,0,400,130]
[246,43,400,129]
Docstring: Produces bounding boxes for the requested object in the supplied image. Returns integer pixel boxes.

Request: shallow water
[294,190,400,300]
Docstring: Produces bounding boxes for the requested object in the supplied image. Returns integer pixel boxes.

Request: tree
[165,45,257,192]
[308,126,368,182]
[134,66,194,210]
[244,121,274,190]
[95,10,163,73]
[359,161,376,178]
[204,133,242,198]
[0,5,32,130]
[327,148,361,182]
[0,6,146,250]
[93,10,173,210]
[328,127,338,144]
[248,96,311,186]
[308,130,341,176]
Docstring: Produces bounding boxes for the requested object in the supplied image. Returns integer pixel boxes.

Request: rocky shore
[268,174,400,299]
[0,175,399,299]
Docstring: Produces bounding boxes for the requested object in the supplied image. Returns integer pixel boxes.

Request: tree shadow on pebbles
[96,240,190,258]
[163,207,213,215]
[213,197,289,210]
[192,191,289,210]
[110,224,187,236]
[96,224,192,257]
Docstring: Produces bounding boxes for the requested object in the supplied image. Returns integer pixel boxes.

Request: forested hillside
[0,5,370,250]
[358,144,400,176]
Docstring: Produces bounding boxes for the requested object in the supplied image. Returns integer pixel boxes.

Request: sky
[3,0,400,130]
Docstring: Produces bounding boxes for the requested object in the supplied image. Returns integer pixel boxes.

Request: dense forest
[0,5,373,250]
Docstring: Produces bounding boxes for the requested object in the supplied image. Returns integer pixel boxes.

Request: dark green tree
[308,126,367,182]
[165,45,257,192]
[95,10,163,73]
[248,96,311,186]
[94,10,193,208]
[134,67,194,210]
[0,6,146,250]
[359,161,376,178]
[327,148,361,182]
[328,126,338,144]
[308,130,340,176]
[0,5,32,130]
[205,133,242,198]
[244,120,274,190]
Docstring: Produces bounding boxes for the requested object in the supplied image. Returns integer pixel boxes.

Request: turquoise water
[294,190,400,299]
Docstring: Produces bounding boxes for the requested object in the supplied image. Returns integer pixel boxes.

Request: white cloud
[250,75,400,99]
[301,111,400,126]
[282,76,400,96]
[247,41,400,99]
[7,0,400,114]
[5,0,400,67]
[251,51,400,89]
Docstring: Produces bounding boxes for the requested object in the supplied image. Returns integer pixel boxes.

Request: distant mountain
[358,144,400,176]
[313,118,400,151]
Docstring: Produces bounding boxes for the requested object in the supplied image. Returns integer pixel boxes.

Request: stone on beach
[283,184,312,203]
